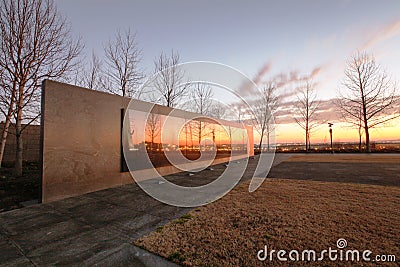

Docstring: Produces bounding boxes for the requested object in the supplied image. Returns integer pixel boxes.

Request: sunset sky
[56,0,400,144]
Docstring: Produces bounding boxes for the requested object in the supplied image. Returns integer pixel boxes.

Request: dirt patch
[135,179,400,266]
[0,162,41,212]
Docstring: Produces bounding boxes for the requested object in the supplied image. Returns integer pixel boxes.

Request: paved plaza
[1,153,398,265]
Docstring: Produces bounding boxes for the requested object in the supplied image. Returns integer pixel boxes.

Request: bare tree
[190,82,213,115]
[209,102,226,120]
[0,72,16,166]
[81,51,104,90]
[152,50,188,108]
[254,82,279,152]
[189,83,213,145]
[104,28,143,98]
[293,81,321,151]
[145,113,161,152]
[0,0,83,175]
[337,51,399,152]
[336,103,364,151]
[225,103,247,123]
[224,103,249,151]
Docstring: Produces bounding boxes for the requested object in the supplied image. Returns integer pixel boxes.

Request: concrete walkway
[0,154,291,266]
[0,181,186,266]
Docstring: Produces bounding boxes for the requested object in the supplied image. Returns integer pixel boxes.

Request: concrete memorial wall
[41,80,254,203]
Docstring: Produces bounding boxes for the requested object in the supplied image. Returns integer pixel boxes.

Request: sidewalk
[0,154,291,266]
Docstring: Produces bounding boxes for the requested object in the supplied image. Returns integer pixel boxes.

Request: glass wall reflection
[124,109,249,170]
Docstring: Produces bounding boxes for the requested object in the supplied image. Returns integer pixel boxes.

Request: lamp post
[328,123,333,153]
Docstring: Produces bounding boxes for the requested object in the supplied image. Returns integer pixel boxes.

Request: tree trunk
[258,133,264,154]
[0,114,12,167]
[305,126,309,152]
[198,122,202,150]
[0,80,17,167]
[14,113,23,176]
[14,83,24,176]
[365,126,370,153]
[267,132,270,152]
[189,125,193,150]
[363,110,370,153]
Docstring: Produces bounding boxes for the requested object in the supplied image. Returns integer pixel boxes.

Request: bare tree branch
[145,112,161,152]
[78,51,105,90]
[293,80,322,151]
[187,82,213,146]
[337,51,399,152]
[0,0,83,174]
[149,50,188,108]
[104,28,144,98]
[253,81,279,152]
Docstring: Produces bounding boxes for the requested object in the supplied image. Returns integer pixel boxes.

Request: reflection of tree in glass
[127,118,135,149]
[194,120,209,149]
[228,126,232,151]
[145,113,161,152]
[188,83,213,149]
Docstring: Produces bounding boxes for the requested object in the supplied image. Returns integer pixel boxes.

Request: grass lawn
[135,178,399,266]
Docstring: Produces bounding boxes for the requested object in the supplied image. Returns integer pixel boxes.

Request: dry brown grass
[135,179,400,266]
[286,154,400,163]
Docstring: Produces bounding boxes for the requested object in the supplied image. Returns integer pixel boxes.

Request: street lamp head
[328,123,333,127]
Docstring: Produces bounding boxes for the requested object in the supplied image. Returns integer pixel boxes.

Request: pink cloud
[252,61,272,86]
[361,19,400,50]
[236,61,273,97]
